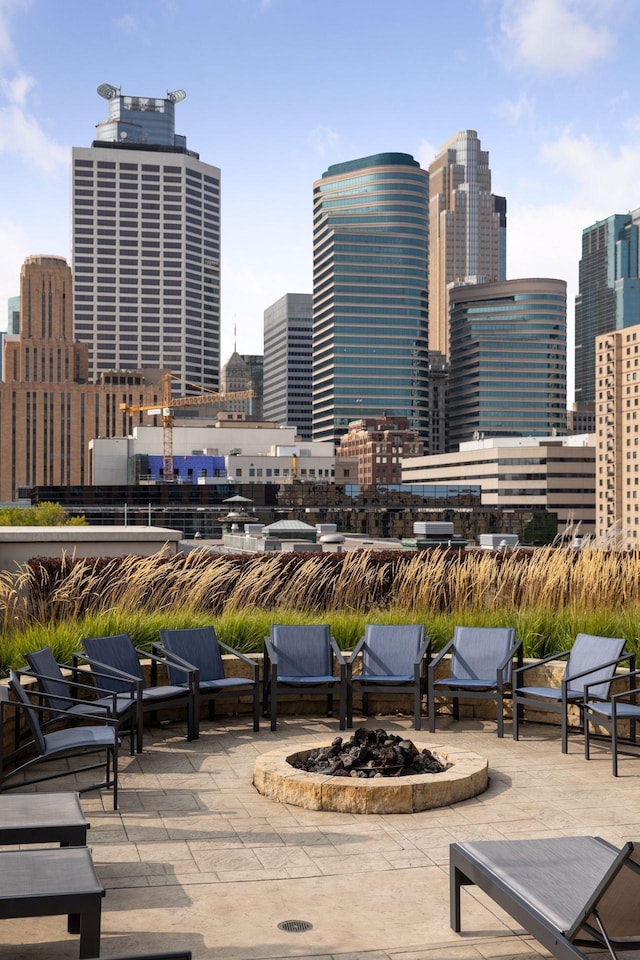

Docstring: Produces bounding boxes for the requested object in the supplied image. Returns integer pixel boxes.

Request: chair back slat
[362,625,424,676]
[82,633,142,693]
[160,627,224,684]
[566,633,625,698]
[450,627,516,682]
[25,646,70,713]
[270,625,332,677]
[8,671,46,755]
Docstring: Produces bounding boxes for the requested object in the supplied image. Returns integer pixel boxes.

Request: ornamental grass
[0,546,638,672]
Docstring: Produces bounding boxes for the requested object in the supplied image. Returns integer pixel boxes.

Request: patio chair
[77,633,197,752]
[347,624,431,730]
[450,835,640,960]
[21,644,136,756]
[583,667,640,776]
[264,624,347,731]
[512,633,632,753]
[1,670,119,809]
[157,626,259,737]
[428,626,521,737]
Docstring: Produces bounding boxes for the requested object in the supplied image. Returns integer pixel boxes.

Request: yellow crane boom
[119,372,254,482]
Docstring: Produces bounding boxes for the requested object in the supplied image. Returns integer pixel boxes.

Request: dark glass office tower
[312,153,429,444]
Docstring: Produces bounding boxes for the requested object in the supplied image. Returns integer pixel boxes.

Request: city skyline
[1,1,640,400]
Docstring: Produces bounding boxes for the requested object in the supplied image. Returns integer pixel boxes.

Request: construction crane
[119,372,254,482]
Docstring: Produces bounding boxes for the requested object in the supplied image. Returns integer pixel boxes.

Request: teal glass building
[448,278,567,446]
[575,210,640,405]
[312,153,429,444]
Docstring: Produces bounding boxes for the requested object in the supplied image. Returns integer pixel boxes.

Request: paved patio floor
[2,713,640,960]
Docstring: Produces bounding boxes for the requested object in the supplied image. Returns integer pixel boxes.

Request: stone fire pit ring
[253,738,488,814]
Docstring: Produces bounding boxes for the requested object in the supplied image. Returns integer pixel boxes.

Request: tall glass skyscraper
[312,153,429,444]
[72,85,220,392]
[448,278,567,446]
[428,130,506,358]
[575,210,640,405]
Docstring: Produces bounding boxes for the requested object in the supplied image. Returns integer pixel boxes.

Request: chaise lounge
[450,835,640,960]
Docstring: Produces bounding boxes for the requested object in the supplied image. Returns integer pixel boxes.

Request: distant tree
[0,502,87,526]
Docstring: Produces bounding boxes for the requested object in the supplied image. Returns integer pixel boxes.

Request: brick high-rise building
[595,323,640,542]
[0,255,163,500]
[336,415,424,485]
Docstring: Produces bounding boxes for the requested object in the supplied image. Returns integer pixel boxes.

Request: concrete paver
[0,714,639,959]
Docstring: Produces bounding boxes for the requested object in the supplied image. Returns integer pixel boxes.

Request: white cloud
[1,70,33,106]
[416,139,437,170]
[306,125,340,157]
[540,128,640,213]
[0,103,67,175]
[494,93,536,126]
[0,0,29,66]
[499,0,618,76]
[0,4,67,177]
[113,12,138,35]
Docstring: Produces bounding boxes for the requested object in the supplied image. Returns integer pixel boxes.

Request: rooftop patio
[1,714,638,960]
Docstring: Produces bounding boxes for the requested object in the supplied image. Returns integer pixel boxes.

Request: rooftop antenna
[234,319,237,353]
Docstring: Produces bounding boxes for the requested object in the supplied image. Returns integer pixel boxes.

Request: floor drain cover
[277,920,313,933]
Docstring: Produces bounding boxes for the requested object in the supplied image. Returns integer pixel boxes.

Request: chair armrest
[584,667,640,700]
[71,662,138,698]
[428,638,454,675]
[350,636,366,660]
[497,640,523,682]
[513,649,571,685]
[330,637,346,667]
[566,652,635,685]
[73,653,142,685]
[217,640,259,672]
[137,646,195,683]
[7,695,120,729]
[264,637,278,666]
[152,642,201,683]
[15,667,128,708]
[415,635,432,667]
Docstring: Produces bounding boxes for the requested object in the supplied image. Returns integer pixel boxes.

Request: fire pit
[253,728,488,814]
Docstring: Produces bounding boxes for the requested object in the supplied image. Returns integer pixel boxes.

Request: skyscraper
[263,293,313,438]
[72,84,221,392]
[0,255,162,500]
[575,210,640,405]
[448,278,567,446]
[428,130,506,357]
[312,153,429,445]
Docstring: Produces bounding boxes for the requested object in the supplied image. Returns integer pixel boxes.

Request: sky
[1,0,640,401]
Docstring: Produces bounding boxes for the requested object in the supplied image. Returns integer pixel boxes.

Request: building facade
[575,210,640,406]
[428,130,506,358]
[448,278,567,447]
[263,293,313,439]
[219,351,254,416]
[336,415,424,484]
[72,85,221,391]
[595,323,640,542]
[312,153,429,445]
[403,435,595,537]
[240,353,264,421]
[0,255,163,501]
